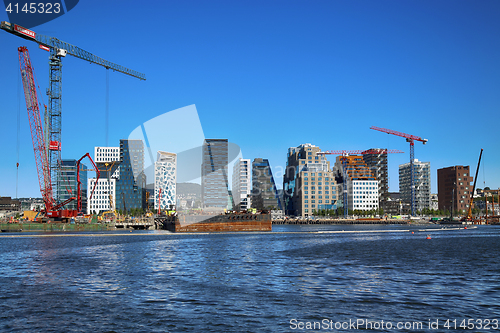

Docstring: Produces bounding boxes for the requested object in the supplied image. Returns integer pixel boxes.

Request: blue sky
[1,0,499,198]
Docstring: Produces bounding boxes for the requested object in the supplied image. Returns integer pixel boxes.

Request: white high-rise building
[94,146,120,163]
[232,158,251,211]
[87,178,116,214]
[87,146,120,214]
[155,151,177,211]
[399,159,431,212]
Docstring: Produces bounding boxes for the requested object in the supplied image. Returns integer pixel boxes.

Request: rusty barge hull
[156,214,272,232]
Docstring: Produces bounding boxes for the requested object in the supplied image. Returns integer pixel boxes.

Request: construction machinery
[370,126,428,216]
[18,46,100,220]
[466,149,483,221]
[317,149,404,217]
[482,188,499,224]
[2,21,145,204]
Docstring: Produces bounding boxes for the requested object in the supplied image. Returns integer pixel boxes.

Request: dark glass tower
[251,158,282,210]
[201,139,229,208]
[116,140,146,213]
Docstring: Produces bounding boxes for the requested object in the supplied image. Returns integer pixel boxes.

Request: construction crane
[370,126,428,216]
[18,45,100,219]
[18,46,54,210]
[2,21,145,204]
[466,149,483,221]
[317,149,404,217]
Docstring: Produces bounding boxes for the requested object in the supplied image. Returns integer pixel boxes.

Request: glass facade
[252,158,282,210]
[201,139,229,208]
[116,140,146,213]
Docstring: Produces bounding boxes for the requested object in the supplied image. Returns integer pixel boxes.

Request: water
[1,225,499,332]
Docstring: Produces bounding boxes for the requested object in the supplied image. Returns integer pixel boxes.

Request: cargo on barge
[155,213,272,232]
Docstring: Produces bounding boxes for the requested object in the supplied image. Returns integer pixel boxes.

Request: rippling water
[1,224,499,332]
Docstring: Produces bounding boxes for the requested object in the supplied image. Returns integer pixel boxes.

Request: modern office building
[94,146,120,164]
[437,165,473,213]
[201,139,229,209]
[60,159,87,212]
[333,155,378,212]
[283,143,337,216]
[362,148,389,203]
[251,158,281,210]
[232,158,251,211]
[399,159,431,212]
[154,151,177,211]
[116,140,146,213]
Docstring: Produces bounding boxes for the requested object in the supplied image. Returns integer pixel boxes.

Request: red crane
[318,149,404,217]
[18,46,55,211]
[370,126,428,216]
[318,149,404,155]
[18,46,100,219]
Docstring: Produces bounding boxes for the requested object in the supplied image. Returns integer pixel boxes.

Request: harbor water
[1,224,499,332]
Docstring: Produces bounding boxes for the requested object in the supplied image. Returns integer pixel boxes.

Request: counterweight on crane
[2,21,145,204]
[317,149,404,217]
[370,126,428,216]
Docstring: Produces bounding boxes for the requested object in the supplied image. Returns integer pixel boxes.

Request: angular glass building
[251,158,281,210]
[116,139,146,213]
[201,139,229,209]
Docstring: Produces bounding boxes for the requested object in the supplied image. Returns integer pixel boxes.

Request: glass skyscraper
[201,139,229,209]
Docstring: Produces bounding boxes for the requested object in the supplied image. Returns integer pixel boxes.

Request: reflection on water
[0,226,499,332]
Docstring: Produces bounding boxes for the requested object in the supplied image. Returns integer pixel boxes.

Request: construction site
[0,21,147,230]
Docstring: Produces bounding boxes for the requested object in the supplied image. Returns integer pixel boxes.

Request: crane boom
[466,149,483,220]
[1,21,146,80]
[370,126,428,144]
[318,149,404,155]
[18,46,55,211]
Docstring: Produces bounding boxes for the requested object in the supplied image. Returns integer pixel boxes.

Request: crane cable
[106,69,109,147]
[16,64,21,199]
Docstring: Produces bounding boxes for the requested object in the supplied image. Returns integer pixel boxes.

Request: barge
[155,213,272,232]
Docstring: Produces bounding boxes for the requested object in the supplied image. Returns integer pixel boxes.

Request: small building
[0,197,21,212]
